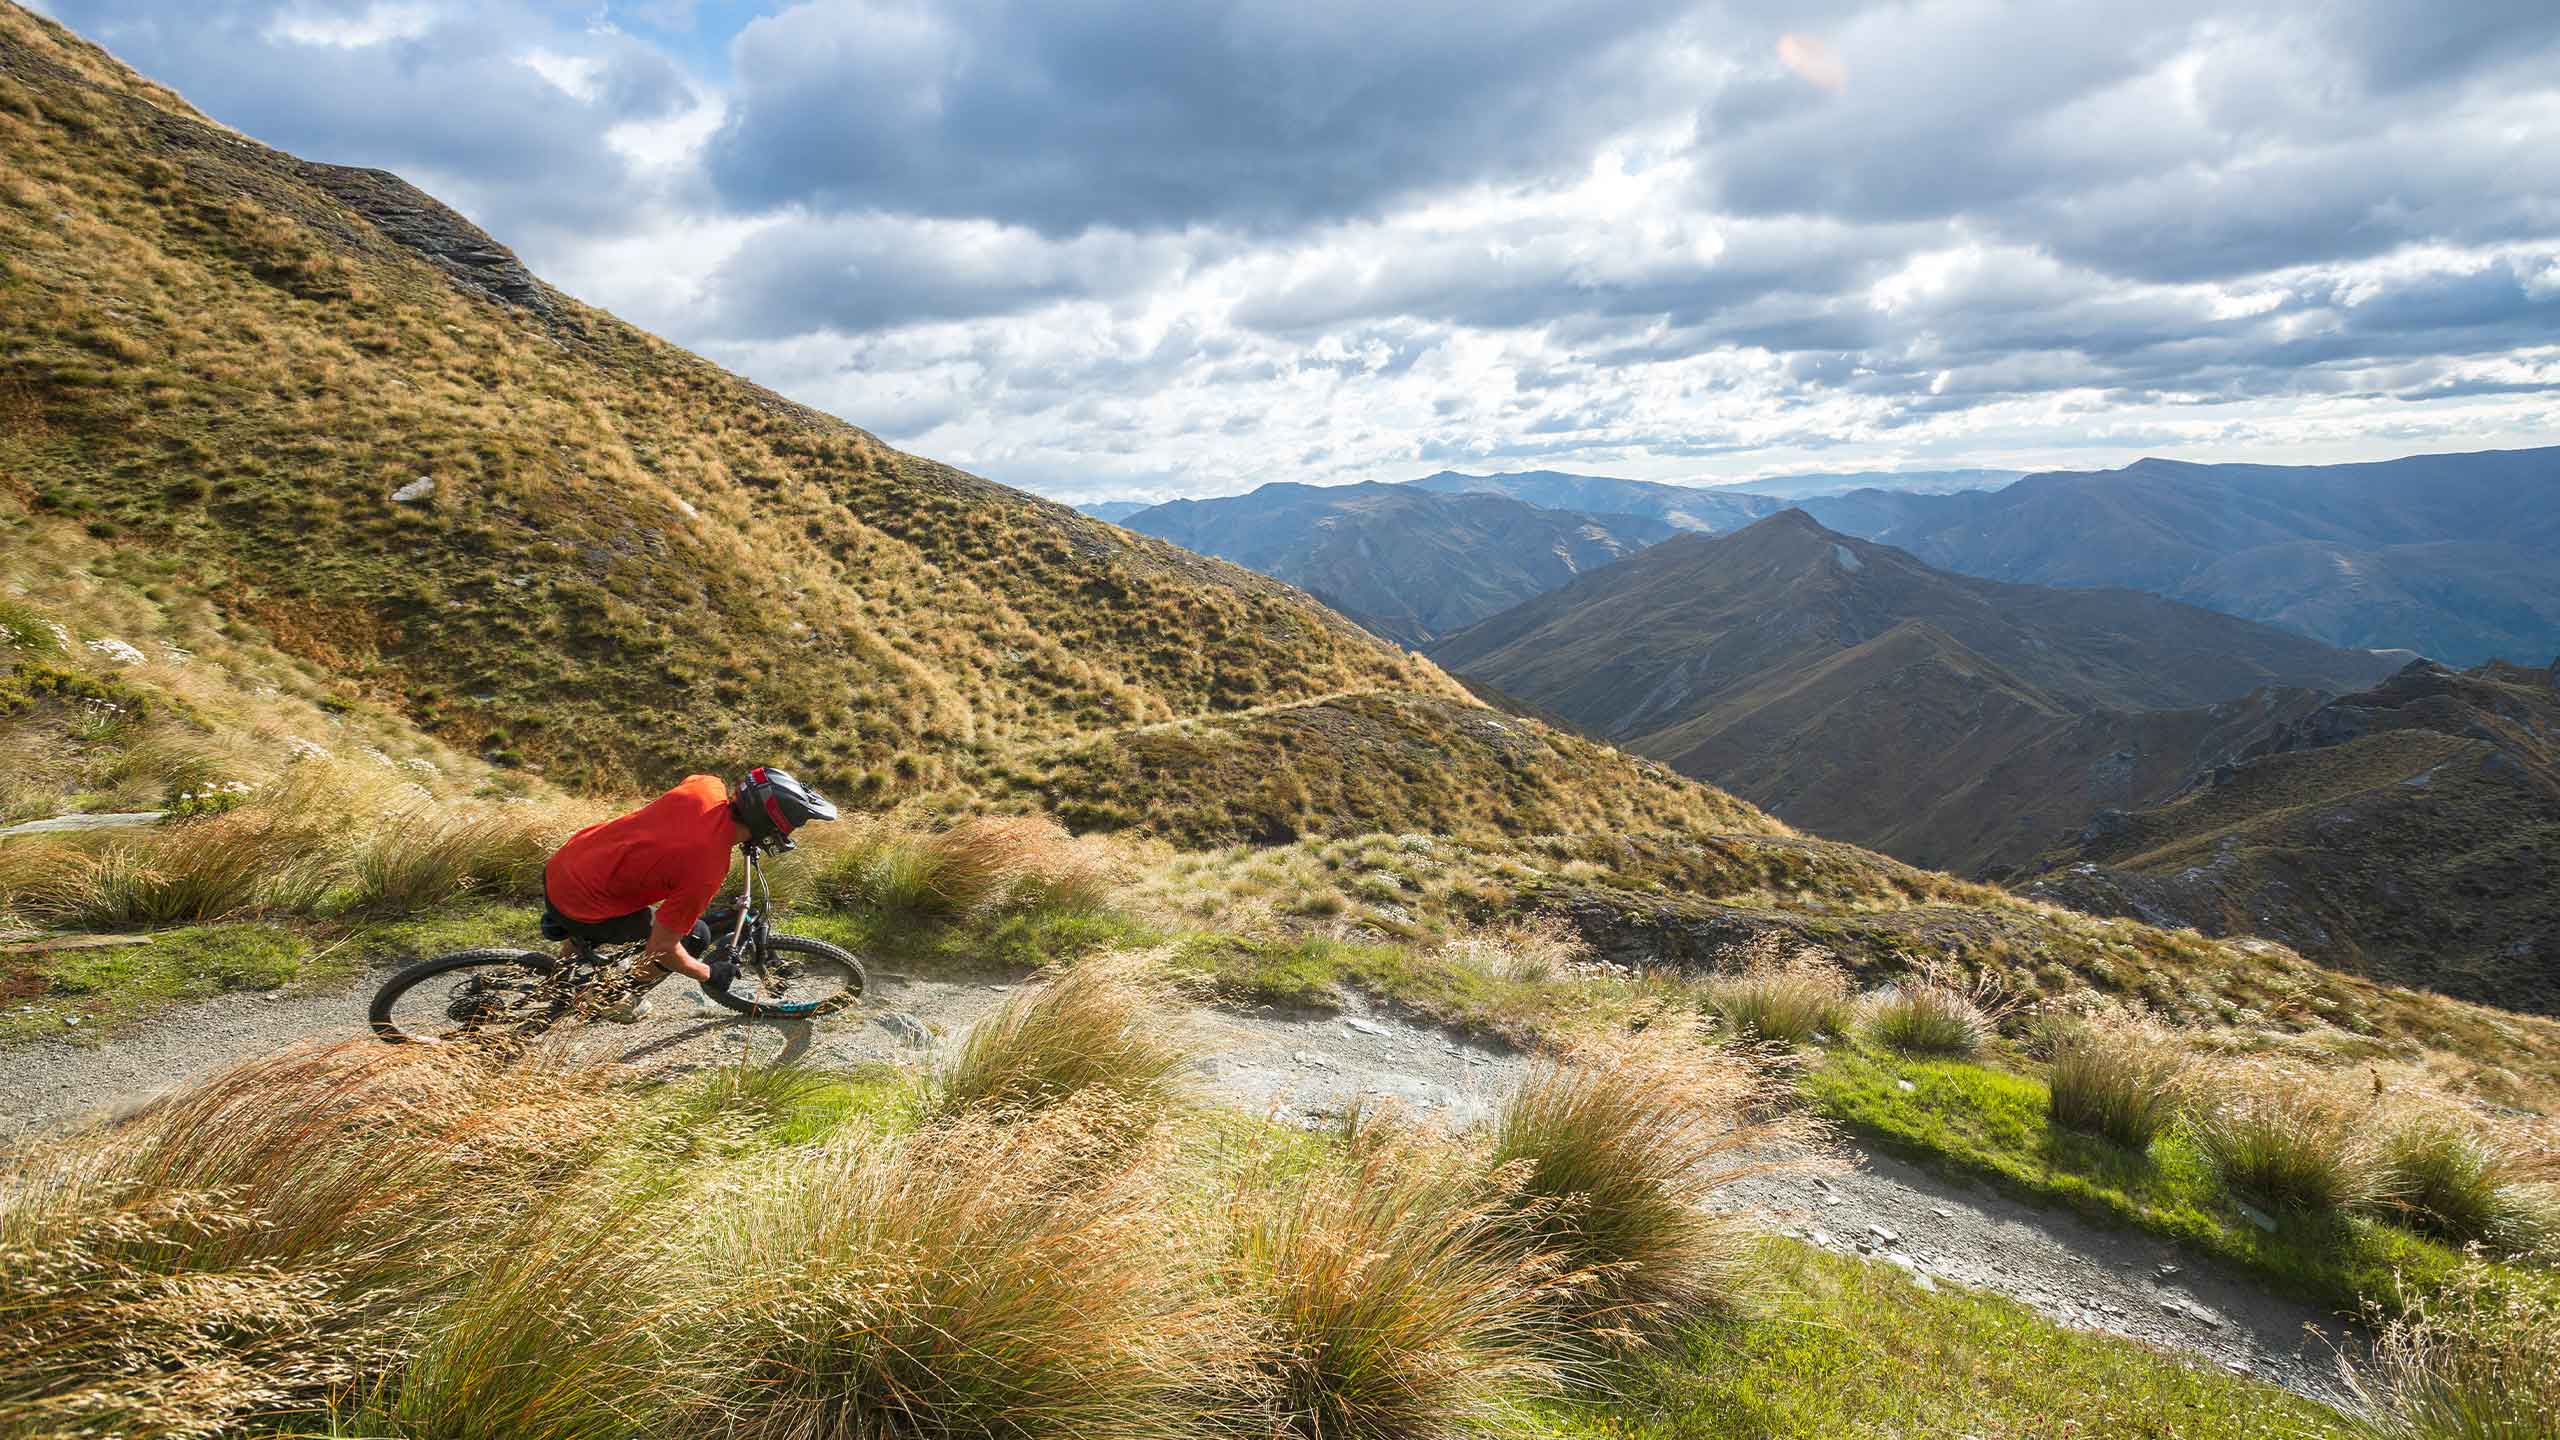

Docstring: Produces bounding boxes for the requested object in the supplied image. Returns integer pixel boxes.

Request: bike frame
[719,834,790,971]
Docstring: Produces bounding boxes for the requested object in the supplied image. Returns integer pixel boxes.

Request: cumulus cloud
[35,0,2560,502]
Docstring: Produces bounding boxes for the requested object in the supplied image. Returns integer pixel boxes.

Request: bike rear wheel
[370,948,557,1043]
[702,934,866,1019]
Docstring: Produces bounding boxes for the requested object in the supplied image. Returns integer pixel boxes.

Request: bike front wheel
[702,934,866,1020]
[370,948,558,1043]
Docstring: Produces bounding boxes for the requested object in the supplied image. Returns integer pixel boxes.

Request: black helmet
[734,766,838,847]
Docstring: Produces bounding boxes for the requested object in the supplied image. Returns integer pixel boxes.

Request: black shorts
[540,888,711,953]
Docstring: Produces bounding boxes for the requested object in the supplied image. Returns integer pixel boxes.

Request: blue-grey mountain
[1800,447,2560,666]
[1117,481,1676,647]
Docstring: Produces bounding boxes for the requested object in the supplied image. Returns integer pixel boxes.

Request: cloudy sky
[31,0,2560,504]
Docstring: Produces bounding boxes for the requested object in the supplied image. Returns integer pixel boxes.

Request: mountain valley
[2028,657,2560,1012]
[1429,510,2404,869]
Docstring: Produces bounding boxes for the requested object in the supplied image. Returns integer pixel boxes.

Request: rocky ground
[0,957,2352,1406]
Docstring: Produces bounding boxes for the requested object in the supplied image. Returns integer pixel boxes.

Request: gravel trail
[0,962,2353,1405]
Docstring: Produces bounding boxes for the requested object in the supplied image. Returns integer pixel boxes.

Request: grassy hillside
[2029,660,2560,1013]
[984,689,1781,845]
[0,510,517,822]
[0,4,1467,805]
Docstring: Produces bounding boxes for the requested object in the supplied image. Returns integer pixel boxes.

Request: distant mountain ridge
[1710,467,2022,500]
[1400,470,1789,532]
[1800,447,2560,666]
[1117,482,1675,646]
[1431,511,2404,870]
[2028,657,2560,1013]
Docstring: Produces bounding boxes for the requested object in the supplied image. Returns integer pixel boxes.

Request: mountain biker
[540,767,838,1021]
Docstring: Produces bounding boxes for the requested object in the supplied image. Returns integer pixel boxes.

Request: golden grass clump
[342,795,578,914]
[2375,1103,2559,1252]
[351,1200,690,1440]
[1863,965,2013,1056]
[1702,945,1853,1046]
[0,1042,620,1439]
[1485,1023,1817,1343]
[926,952,1198,1122]
[2343,1262,2560,1440]
[683,1101,1247,1440]
[2046,1015,2192,1151]
[1440,913,1591,985]
[2187,1062,2387,1214]
[0,766,583,928]
[1223,1114,1557,1440]
[811,814,1120,921]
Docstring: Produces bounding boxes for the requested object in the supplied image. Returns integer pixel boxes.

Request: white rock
[391,476,437,504]
[1342,1016,1391,1037]
[284,737,333,762]
[85,637,146,666]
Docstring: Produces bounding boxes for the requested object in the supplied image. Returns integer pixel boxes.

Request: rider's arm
[641,917,711,981]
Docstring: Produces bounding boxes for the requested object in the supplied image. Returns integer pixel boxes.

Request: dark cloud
[700,215,1195,333]
[706,0,1699,235]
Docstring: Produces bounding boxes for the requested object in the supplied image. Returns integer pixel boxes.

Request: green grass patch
[341,901,543,954]
[783,902,1155,976]
[1164,929,1647,1042]
[1805,1045,2467,1314]
[1531,1240,2356,1439]
[0,921,335,1041]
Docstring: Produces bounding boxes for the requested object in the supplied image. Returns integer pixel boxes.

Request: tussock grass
[1703,947,1853,1046]
[809,814,1120,922]
[2344,1264,2560,1440]
[0,1042,619,1437]
[687,1101,1244,1440]
[343,797,567,915]
[926,952,1197,1122]
[2047,1016,2191,1150]
[1864,966,2012,1056]
[351,1200,685,1440]
[2188,1063,2387,1214]
[2376,1107,2558,1251]
[1487,1025,1817,1343]
[1224,1115,1556,1439]
[0,767,585,927]
[1442,914,1590,986]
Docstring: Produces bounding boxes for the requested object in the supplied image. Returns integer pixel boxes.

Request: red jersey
[544,775,735,934]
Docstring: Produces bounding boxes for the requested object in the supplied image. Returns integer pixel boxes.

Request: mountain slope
[1803,450,2560,665]
[2027,658,2560,1012]
[1431,511,2402,870]
[1121,482,1675,646]
[0,7,1457,800]
[1403,470,1786,533]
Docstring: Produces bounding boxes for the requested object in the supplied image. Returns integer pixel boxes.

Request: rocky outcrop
[297,163,560,319]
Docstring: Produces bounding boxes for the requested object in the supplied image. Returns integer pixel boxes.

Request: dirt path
[0,963,2352,1406]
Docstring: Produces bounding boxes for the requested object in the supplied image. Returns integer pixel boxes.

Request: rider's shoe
[604,994,654,1025]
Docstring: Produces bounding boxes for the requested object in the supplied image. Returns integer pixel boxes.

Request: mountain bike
[368,837,866,1044]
